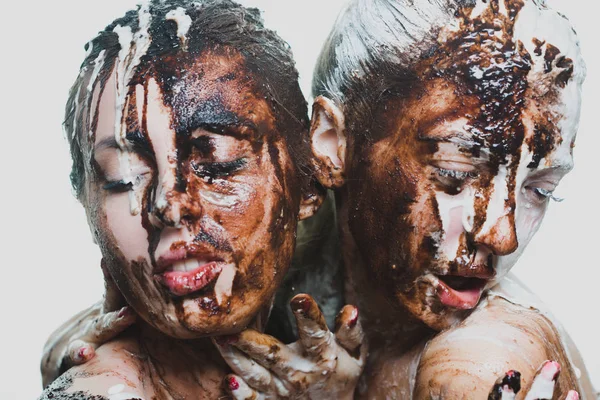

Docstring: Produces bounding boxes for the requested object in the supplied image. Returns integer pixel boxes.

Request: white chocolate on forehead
[166,7,192,48]
[515,0,584,169]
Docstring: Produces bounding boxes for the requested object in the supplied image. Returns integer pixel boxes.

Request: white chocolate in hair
[313,0,583,108]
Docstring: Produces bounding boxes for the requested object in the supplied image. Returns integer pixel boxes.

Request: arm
[41,261,136,387]
[414,298,584,399]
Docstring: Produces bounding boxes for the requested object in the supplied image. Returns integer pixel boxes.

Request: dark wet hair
[64,0,311,200]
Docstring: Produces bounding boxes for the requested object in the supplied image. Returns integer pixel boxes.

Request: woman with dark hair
[39,1,365,398]
[42,0,595,398]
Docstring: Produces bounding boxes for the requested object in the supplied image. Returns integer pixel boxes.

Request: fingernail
[348,307,359,328]
[227,376,239,391]
[541,360,561,381]
[502,370,521,393]
[565,390,579,400]
[290,296,311,315]
[77,346,91,361]
[118,307,130,318]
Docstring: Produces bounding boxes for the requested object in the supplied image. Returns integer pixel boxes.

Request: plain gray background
[0,1,597,398]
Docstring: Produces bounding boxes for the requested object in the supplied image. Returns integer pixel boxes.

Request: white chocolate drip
[166,7,192,49]
[112,3,153,216]
[214,263,237,305]
[107,383,144,400]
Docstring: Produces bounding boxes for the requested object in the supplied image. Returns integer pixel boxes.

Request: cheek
[514,192,546,248]
[199,179,254,210]
[104,192,151,263]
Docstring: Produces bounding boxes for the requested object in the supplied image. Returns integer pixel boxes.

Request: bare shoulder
[414,295,582,399]
[39,338,146,400]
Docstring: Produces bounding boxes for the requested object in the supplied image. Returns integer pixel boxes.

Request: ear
[310,96,347,189]
[298,184,326,220]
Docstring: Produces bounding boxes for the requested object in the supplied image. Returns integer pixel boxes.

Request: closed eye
[434,167,479,189]
[529,187,564,203]
[103,180,133,193]
[192,159,247,180]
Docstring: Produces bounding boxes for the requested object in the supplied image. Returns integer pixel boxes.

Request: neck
[336,194,434,351]
[135,321,226,398]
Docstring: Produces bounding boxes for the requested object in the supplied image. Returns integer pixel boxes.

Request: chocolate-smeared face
[345,0,584,329]
[85,48,299,338]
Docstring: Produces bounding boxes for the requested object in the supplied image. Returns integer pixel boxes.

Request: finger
[524,360,561,400]
[224,374,263,400]
[80,306,136,345]
[66,340,96,366]
[213,337,274,393]
[334,305,364,354]
[230,330,309,380]
[290,294,335,361]
[564,390,579,400]
[488,370,521,400]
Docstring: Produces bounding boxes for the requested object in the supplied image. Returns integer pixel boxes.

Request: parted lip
[421,258,495,310]
[155,246,223,274]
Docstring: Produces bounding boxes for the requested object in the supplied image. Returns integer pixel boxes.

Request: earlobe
[298,186,326,220]
[310,96,347,189]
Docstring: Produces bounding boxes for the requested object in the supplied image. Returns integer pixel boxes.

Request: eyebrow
[418,131,492,155]
[94,131,152,155]
[192,121,258,138]
[529,162,574,176]
[176,98,259,138]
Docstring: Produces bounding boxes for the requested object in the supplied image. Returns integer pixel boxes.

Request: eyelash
[436,168,478,180]
[192,159,247,181]
[103,180,133,193]
[532,187,564,203]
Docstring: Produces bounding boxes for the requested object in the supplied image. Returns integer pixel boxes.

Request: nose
[473,213,518,256]
[151,178,203,228]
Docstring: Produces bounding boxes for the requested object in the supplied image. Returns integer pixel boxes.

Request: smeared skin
[342,0,582,330]
[88,48,300,338]
[39,327,229,399]
[413,297,579,400]
[326,0,590,398]
[357,280,591,399]
[215,295,367,399]
[52,44,304,397]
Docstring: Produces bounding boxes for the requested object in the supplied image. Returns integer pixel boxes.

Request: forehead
[168,49,277,136]
[93,48,277,147]
[410,0,584,169]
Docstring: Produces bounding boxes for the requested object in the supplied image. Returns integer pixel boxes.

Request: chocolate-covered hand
[214,294,366,399]
[489,361,580,400]
[40,261,136,387]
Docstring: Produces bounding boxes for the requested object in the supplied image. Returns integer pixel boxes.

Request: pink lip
[435,277,487,310]
[156,261,223,297]
[154,247,224,296]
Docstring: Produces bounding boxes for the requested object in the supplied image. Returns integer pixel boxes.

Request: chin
[140,295,261,339]
[399,290,474,332]
[417,308,470,331]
